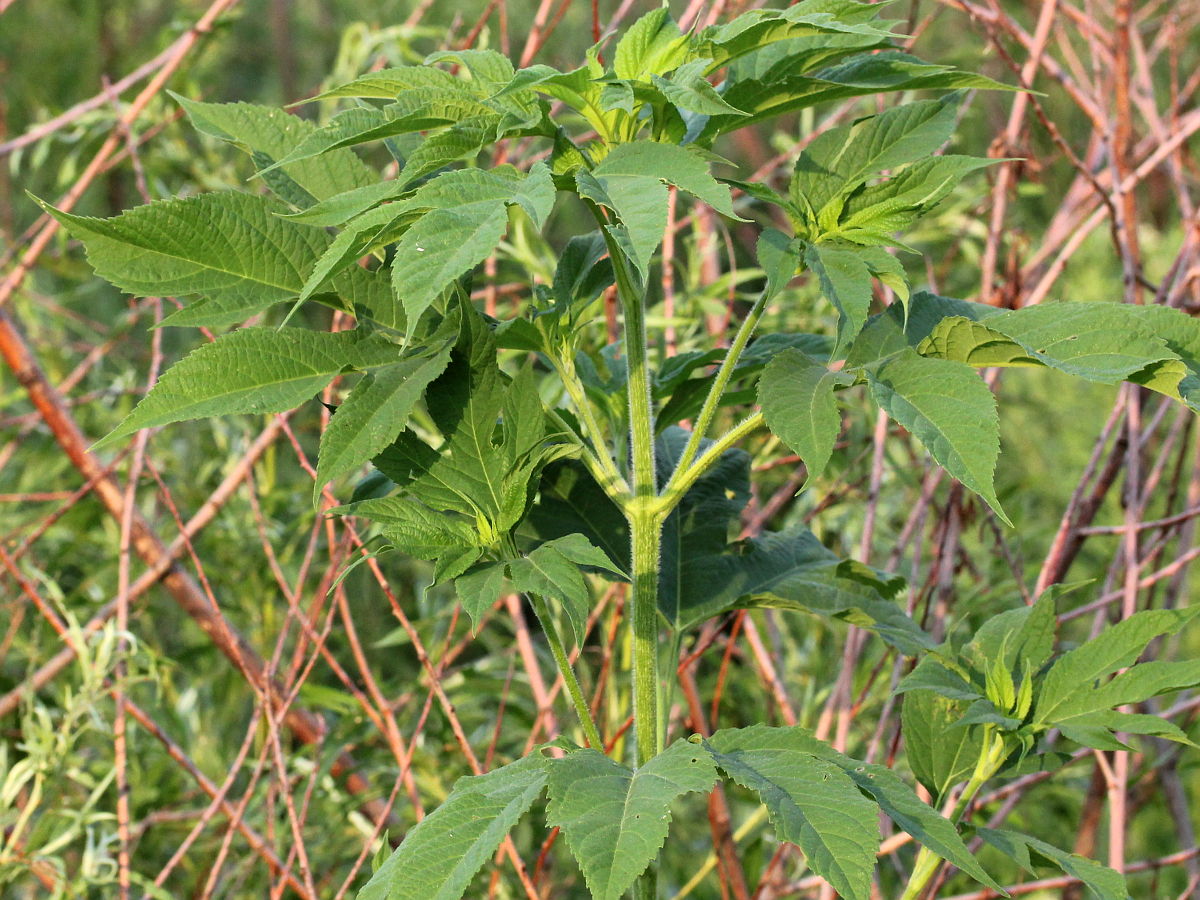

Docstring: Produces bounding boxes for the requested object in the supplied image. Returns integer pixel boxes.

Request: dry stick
[978,0,1060,305]
[0,549,315,899]
[0,0,242,312]
[0,314,389,824]
[0,418,288,719]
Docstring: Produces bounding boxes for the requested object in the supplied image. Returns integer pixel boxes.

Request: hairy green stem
[663,412,765,512]
[591,203,664,900]
[669,287,769,480]
[501,534,603,750]
[527,592,605,751]
[899,727,1008,900]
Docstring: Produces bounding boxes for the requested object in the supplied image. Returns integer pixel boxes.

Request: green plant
[40,2,1200,897]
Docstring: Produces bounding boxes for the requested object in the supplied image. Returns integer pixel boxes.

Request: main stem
[594,209,664,900]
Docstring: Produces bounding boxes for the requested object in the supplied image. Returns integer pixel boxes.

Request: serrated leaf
[95,328,398,449]
[804,243,874,356]
[1034,608,1197,726]
[705,725,878,900]
[917,303,1181,388]
[726,531,927,654]
[977,829,1129,900]
[696,2,898,69]
[546,742,717,900]
[576,143,739,278]
[392,164,555,334]
[455,561,510,626]
[309,65,466,102]
[703,51,1013,141]
[651,59,749,118]
[612,7,691,81]
[526,460,631,570]
[868,349,1007,523]
[265,93,494,174]
[790,94,960,227]
[839,155,995,239]
[759,348,847,486]
[38,192,330,323]
[315,341,455,499]
[356,754,549,900]
[172,95,375,202]
[902,691,983,802]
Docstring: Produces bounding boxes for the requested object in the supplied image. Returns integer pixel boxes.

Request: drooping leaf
[867,349,1008,523]
[804,243,875,356]
[357,754,549,900]
[759,348,847,485]
[508,534,623,644]
[977,829,1129,900]
[546,741,717,900]
[726,531,928,654]
[95,328,398,449]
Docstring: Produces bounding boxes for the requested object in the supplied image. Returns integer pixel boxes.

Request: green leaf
[37,192,331,326]
[727,531,927,654]
[576,142,738,278]
[1034,608,1197,726]
[703,52,1012,141]
[921,303,1176,385]
[172,95,376,203]
[95,328,398,449]
[392,164,555,335]
[759,348,847,485]
[651,60,749,118]
[902,691,983,802]
[705,726,879,900]
[612,7,691,81]
[790,94,960,229]
[338,495,480,560]
[696,2,898,69]
[308,65,466,102]
[507,535,618,645]
[264,93,495,173]
[978,829,1129,900]
[867,349,1008,523]
[838,155,995,240]
[315,340,455,500]
[804,243,875,356]
[545,741,717,900]
[526,460,631,570]
[356,754,549,900]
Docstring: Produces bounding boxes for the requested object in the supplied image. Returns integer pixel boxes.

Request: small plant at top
[41,2,1200,897]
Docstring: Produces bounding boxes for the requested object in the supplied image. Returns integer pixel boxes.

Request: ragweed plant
[43,2,1200,897]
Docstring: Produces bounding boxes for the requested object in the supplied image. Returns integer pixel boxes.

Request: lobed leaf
[546,741,717,900]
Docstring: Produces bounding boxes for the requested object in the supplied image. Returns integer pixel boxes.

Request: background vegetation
[1,0,1198,897]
